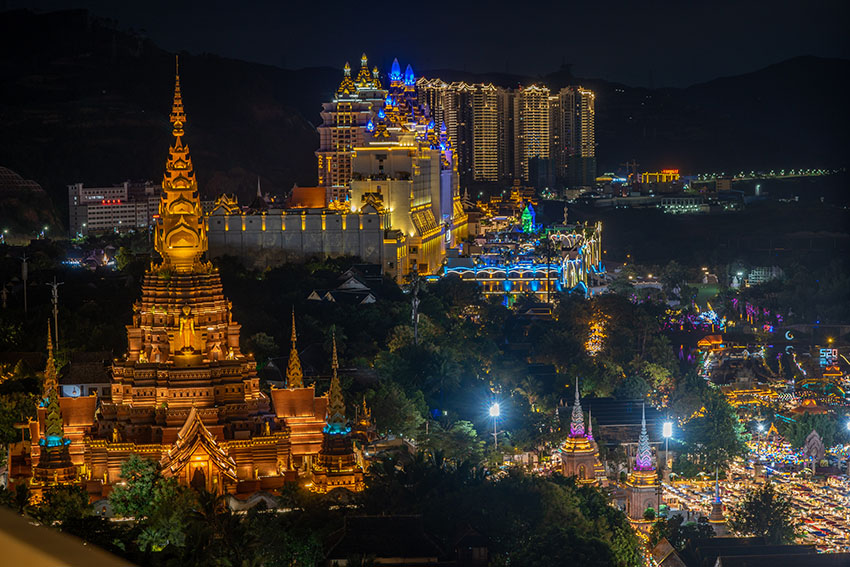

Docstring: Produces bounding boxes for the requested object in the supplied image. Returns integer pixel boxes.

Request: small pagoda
[310,332,364,493]
[558,378,606,486]
[33,322,77,486]
[269,311,328,470]
[624,404,661,521]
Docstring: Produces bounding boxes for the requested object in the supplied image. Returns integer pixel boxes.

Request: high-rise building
[557,86,596,188]
[513,85,550,181]
[67,181,159,237]
[471,84,500,182]
[316,54,387,201]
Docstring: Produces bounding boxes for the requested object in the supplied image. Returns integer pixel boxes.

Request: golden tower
[154,56,208,275]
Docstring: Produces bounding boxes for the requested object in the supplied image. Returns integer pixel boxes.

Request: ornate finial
[390,58,401,82]
[46,318,54,358]
[570,377,585,437]
[635,402,653,471]
[331,329,339,375]
[170,56,186,136]
[286,308,303,388]
[344,62,351,76]
[404,64,415,87]
[361,53,368,65]
[257,176,262,198]
[587,407,594,441]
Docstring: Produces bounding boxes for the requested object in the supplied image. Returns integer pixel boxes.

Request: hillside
[0,9,847,231]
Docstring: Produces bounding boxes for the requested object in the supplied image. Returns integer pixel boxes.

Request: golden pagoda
[22,62,340,497]
[558,378,606,486]
[310,332,364,493]
[286,309,303,388]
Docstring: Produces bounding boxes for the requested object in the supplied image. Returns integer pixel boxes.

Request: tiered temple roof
[558,378,605,486]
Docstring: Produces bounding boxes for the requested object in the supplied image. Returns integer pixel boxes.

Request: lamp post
[663,421,673,473]
[490,403,500,450]
[46,277,63,349]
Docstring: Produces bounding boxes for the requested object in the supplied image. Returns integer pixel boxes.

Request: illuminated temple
[557,379,606,486]
[24,62,361,497]
[623,404,661,521]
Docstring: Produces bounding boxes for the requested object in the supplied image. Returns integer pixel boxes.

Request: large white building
[67,181,159,236]
[316,54,387,202]
[349,59,467,276]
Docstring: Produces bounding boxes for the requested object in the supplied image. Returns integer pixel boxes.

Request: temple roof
[160,406,238,481]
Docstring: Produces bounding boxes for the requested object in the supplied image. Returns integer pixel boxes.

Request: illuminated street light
[663,421,673,472]
[490,403,501,450]
[489,403,500,417]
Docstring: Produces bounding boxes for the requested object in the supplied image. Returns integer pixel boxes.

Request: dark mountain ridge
[0,9,846,230]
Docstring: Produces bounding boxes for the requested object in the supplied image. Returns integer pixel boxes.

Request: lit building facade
[349,59,467,276]
[554,86,596,188]
[205,196,409,281]
[443,221,603,303]
[67,181,159,237]
[513,85,550,181]
[316,54,387,201]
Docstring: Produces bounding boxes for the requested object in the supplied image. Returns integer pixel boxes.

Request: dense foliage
[729,481,798,544]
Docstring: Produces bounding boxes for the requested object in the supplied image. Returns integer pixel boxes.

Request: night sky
[6,0,849,87]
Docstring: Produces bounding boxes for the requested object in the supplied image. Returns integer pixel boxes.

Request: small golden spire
[170,55,186,137]
[286,308,303,388]
[331,328,339,377]
[326,329,346,430]
[46,318,54,359]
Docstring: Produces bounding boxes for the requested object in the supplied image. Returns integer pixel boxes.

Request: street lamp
[663,421,673,472]
[490,403,500,450]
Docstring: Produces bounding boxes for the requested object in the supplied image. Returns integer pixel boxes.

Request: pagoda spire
[155,57,207,273]
[325,330,348,434]
[587,407,594,441]
[337,61,356,96]
[635,403,653,471]
[43,320,64,441]
[286,308,303,388]
[570,377,585,437]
